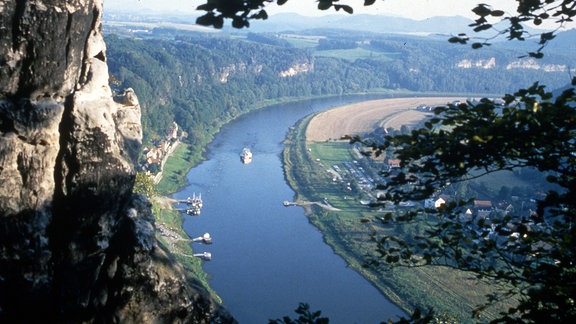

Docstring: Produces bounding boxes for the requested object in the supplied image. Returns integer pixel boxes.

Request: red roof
[474,200,492,208]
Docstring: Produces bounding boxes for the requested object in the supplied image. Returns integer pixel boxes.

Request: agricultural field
[283,101,514,322]
[314,47,398,62]
[279,34,401,62]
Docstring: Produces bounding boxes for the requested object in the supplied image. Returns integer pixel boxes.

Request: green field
[148,142,221,302]
[282,36,319,48]
[314,47,399,62]
[156,143,201,194]
[151,201,222,303]
[283,114,511,323]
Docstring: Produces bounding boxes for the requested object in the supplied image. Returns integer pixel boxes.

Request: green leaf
[213,16,224,29]
[341,5,354,14]
[196,13,216,27]
[473,23,492,32]
[317,0,332,10]
[448,36,467,44]
[490,10,505,17]
[232,17,246,28]
[528,52,544,59]
[448,37,459,43]
[472,4,492,17]
[252,10,268,20]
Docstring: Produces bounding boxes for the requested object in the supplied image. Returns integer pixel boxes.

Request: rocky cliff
[0,1,232,322]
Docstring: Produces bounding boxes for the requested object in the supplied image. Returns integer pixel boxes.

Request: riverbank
[283,97,508,322]
[149,92,500,319]
[305,97,461,141]
[148,93,407,304]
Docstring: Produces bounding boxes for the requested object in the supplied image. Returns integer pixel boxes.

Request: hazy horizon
[104,0,517,20]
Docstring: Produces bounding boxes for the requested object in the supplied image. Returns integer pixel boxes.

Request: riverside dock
[177,193,203,215]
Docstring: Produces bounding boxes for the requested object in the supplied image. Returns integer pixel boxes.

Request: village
[320,142,546,247]
[140,122,182,183]
[303,98,546,248]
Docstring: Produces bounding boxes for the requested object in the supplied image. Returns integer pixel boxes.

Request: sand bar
[305,97,463,142]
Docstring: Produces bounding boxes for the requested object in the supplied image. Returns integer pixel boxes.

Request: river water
[173,95,406,323]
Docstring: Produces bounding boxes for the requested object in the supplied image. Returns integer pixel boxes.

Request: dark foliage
[269,303,329,324]
[116,0,576,321]
[354,78,576,322]
[196,1,576,57]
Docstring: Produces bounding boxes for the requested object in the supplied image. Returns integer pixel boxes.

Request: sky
[104,0,519,21]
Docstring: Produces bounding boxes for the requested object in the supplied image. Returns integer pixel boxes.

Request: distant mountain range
[105,9,558,39]
[247,13,476,35]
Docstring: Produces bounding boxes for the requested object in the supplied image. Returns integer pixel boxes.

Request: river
[173,95,407,323]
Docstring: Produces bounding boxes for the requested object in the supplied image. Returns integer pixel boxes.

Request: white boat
[186,193,203,215]
[240,147,252,164]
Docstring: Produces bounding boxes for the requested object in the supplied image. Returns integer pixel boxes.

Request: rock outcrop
[0,1,232,322]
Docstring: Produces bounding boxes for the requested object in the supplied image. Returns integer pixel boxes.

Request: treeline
[365,36,570,93]
[105,31,571,146]
[106,35,317,145]
[105,34,390,145]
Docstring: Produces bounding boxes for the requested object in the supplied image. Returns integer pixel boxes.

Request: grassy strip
[156,143,202,195]
[152,91,498,310]
[283,114,508,322]
[151,202,221,303]
[150,95,359,302]
[314,48,399,62]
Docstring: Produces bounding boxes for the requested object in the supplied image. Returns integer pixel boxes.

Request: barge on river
[240,147,252,164]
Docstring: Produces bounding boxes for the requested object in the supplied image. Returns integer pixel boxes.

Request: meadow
[283,102,513,322]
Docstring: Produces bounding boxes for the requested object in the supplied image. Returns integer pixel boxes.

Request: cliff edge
[0,1,232,322]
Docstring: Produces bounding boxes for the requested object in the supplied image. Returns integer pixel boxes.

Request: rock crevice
[0,1,232,322]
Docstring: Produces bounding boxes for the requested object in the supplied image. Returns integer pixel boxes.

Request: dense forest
[105,28,573,147]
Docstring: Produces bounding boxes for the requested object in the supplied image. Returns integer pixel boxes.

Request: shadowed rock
[0,1,233,322]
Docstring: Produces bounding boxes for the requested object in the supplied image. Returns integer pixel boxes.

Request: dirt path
[293,199,341,211]
[306,97,463,142]
[152,196,178,209]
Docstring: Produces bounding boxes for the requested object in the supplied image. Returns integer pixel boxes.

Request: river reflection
[174,95,407,323]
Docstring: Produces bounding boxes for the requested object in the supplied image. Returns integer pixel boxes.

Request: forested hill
[107,34,317,145]
[105,30,573,145]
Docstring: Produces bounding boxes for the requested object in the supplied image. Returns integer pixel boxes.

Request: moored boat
[240,147,252,164]
[186,192,203,215]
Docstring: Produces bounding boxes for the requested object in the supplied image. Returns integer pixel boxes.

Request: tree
[269,303,329,324]
[195,0,576,57]
[356,80,576,322]
[193,0,576,322]
[133,172,157,198]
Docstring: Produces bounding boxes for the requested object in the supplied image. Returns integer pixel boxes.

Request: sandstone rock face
[0,1,232,322]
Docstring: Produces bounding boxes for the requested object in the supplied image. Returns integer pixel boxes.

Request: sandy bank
[305,97,463,142]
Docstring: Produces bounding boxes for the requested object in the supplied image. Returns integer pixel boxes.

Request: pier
[192,233,212,244]
[176,192,203,215]
[283,199,340,211]
[193,252,212,261]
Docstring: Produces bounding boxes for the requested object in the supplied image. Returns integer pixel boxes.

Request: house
[387,159,401,169]
[168,122,179,139]
[424,195,450,209]
[145,147,163,161]
[435,197,446,209]
[474,200,493,218]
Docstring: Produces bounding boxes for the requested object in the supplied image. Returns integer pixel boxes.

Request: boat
[185,193,203,215]
[240,147,252,164]
[186,207,201,216]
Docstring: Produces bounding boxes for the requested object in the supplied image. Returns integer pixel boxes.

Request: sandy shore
[305,97,463,142]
